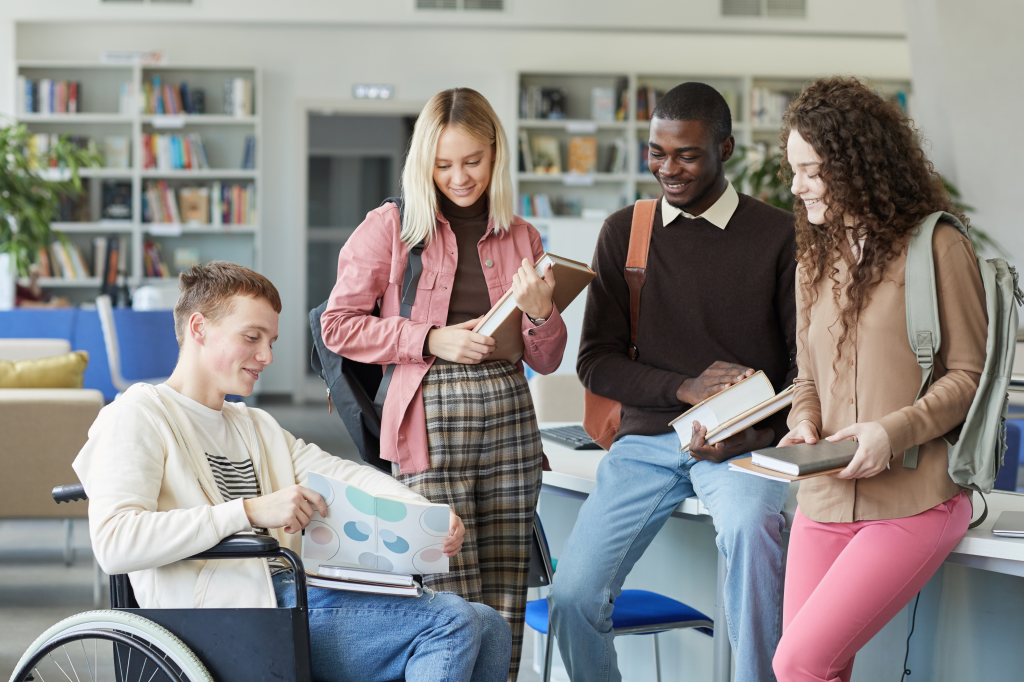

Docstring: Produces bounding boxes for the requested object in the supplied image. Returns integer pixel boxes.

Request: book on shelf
[143,180,181,224]
[472,253,596,363]
[179,187,211,225]
[17,77,81,114]
[223,78,254,117]
[143,240,171,278]
[92,237,107,281]
[241,135,257,169]
[49,241,90,280]
[614,77,629,121]
[143,133,210,170]
[750,88,792,127]
[519,85,567,120]
[57,191,89,223]
[102,181,133,221]
[104,136,131,169]
[518,130,533,174]
[567,136,598,175]
[173,248,200,270]
[671,371,794,452]
[604,138,628,174]
[591,87,616,122]
[36,247,52,278]
[530,136,561,174]
[101,236,121,297]
[143,77,207,115]
[301,472,451,577]
[636,85,666,121]
[638,142,650,173]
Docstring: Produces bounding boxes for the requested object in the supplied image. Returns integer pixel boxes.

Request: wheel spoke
[125,649,131,682]
[115,641,123,682]
[47,653,74,682]
[136,658,146,682]
[33,668,46,682]
[145,667,160,682]
[63,646,83,682]
[78,640,95,682]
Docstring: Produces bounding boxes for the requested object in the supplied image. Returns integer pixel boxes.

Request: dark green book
[751,440,859,476]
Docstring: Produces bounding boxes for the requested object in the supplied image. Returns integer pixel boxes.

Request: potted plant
[0,120,101,308]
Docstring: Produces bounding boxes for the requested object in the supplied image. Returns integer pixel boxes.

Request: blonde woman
[321,88,567,679]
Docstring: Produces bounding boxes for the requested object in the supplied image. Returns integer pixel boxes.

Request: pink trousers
[773,492,971,682]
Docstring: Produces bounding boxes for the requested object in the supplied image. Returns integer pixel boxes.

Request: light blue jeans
[274,572,512,682]
[549,432,788,682]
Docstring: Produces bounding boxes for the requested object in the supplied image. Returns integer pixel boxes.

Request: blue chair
[525,516,714,682]
[996,418,1023,492]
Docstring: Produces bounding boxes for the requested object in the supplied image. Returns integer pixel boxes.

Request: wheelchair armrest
[190,534,280,559]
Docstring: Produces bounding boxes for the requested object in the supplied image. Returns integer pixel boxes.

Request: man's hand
[689,422,774,464]
[828,422,892,479]
[778,420,819,447]
[512,259,555,321]
[427,318,496,364]
[443,510,466,557]
[243,485,327,534]
[677,361,754,405]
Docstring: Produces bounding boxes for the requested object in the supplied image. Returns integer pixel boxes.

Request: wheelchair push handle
[53,484,87,504]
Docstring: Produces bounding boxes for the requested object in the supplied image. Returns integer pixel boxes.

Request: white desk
[538,422,1024,682]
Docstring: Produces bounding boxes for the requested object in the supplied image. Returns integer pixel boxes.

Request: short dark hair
[174,261,282,346]
[651,82,733,145]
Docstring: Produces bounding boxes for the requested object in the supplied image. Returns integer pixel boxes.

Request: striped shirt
[206,451,261,501]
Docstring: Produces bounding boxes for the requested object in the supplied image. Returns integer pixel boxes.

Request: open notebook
[671,371,794,451]
[473,253,595,363]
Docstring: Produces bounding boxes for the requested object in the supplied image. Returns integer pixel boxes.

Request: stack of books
[142,133,211,170]
[17,78,81,114]
[306,566,422,597]
[142,77,206,115]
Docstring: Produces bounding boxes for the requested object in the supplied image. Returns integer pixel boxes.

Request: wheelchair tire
[9,610,213,682]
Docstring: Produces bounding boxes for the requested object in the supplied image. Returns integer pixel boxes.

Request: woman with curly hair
[771,77,987,681]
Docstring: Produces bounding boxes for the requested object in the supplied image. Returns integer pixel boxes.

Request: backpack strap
[625,199,658,360]
[375,196,425,404]
[902,210,968,469]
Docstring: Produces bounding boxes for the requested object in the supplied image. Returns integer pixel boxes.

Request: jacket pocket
[410,268,437,323]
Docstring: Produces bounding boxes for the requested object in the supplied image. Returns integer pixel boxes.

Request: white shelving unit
[514,71,912,234]
[14,61,262,300]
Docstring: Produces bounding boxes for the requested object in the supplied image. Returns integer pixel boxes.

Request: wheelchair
[9,484,313,682]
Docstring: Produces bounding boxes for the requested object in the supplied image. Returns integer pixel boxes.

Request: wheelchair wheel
[9,610,213,682]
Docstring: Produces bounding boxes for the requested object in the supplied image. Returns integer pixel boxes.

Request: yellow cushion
[0,351,90,389]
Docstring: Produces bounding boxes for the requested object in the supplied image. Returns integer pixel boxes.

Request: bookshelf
[513,72,911,234]
[13,61,262,304]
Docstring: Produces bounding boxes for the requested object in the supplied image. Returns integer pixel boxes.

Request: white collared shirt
[660,180,739,230]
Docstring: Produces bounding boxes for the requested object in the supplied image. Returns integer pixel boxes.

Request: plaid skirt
[394,360,543,681]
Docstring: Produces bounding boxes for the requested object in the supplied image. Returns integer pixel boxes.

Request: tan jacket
[73,383,429,608]
[789,223,987,522]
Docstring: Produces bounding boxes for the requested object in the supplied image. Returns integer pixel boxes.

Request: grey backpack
[904,211,1023,526]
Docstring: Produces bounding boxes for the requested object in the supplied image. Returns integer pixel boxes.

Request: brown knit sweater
[577,193,798,443]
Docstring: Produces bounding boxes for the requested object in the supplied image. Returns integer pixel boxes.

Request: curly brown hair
[780,76,966,371]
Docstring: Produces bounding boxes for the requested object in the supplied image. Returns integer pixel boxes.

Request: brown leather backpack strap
[624,199,657,360]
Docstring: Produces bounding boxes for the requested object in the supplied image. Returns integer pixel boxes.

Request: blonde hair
[174,261,281,346]
[400,88,514,247]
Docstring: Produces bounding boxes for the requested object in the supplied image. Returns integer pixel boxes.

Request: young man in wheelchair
[73,261,512,682]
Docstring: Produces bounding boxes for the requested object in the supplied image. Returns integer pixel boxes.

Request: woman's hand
[512,258,555,321]
[443,510,466,557]
[427,318,496,364]
[778,420,819,447]
[828,422,892,479]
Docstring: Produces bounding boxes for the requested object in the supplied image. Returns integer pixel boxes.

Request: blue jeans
[549,433,788,682]
[274,572,511,682]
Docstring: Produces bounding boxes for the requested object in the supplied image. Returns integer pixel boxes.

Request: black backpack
[309,197,425,473]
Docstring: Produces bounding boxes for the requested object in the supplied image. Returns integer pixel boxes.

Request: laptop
[992,511,1024,537]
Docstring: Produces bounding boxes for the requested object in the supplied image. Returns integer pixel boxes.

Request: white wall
[904,0,1024,266]
[0,0,905,36]
[4,20,910,394]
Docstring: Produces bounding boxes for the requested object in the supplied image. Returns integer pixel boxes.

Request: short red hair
[173,261,282,346]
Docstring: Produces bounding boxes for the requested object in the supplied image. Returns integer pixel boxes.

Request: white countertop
[539,422,1024,572]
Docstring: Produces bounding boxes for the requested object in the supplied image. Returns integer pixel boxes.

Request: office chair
[525,515,714,682]
[96,294,171,393]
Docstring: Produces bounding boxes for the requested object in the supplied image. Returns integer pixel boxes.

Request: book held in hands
[472,253,596,363]
[671,371,794,451]
[301,472,451,596]
[728,440,859,483]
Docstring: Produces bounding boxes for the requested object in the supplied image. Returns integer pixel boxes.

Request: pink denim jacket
[321,202,567,474]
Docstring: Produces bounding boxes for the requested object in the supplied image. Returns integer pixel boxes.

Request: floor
[0,401,543,681]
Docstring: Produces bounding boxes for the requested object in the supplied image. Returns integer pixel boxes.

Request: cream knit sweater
[73,383,429,609]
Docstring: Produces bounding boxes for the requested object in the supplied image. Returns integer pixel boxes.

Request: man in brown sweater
[549,82,797,682]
